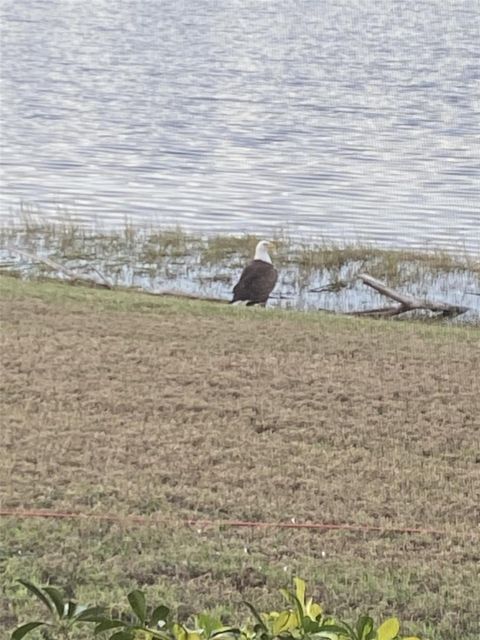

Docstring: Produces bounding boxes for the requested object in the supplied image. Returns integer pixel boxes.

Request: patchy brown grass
[1,276,479,639]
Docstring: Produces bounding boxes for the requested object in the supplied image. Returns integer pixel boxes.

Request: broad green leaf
[277,589,306,628]
[377,618,400,640]
[301,615,321,633]
[312,603,323,620]
[74,605,106,622]
[316,622,350,639]
[321,621,356,640]
[150,605,170,627]
[271,611,292,635]
[128,590,147,624]
[173,623,188,640]
[356,616,374,640]
[43,586,66,618]
[110,631,135,640]
[290,594,306,630]
[11,621,46,640]
[342,621,358,640]
[18,580,53,614]
[94,620,126,635]
[66,601,78,619]
[305,597,322,620]
[318,623,350,633]
[294,578,306,608]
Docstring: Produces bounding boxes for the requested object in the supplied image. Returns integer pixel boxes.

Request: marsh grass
[2,220,477,279]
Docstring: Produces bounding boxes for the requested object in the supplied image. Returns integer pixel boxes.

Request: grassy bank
[1,276,479,639]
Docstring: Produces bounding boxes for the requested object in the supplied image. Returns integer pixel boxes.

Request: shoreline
[1,222,479,324]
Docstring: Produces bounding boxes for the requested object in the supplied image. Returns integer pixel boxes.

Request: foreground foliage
[12,578,420,640]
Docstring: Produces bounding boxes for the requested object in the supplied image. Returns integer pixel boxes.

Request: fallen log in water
[346,273,470,318]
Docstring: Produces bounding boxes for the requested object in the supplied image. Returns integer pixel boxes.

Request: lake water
[1,0,479,253]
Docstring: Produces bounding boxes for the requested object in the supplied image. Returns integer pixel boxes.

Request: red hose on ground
[0,507,464,537]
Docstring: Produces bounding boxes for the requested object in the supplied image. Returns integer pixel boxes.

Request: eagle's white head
[254,240,273,264]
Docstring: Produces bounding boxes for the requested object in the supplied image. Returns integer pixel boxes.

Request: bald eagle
[230,240,278,306]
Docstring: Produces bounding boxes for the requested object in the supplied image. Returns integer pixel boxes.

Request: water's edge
[2,224,479,324]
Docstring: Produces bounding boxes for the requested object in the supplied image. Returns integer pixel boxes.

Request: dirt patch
[1,277,479,639]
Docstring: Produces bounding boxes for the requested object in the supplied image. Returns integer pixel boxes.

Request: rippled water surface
[1,0,479,251]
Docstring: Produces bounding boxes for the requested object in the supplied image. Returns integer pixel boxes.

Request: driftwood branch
[347,273,469,318]
[6,246,112,289]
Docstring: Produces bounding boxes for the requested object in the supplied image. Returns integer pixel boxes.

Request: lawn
[1,275,479,639]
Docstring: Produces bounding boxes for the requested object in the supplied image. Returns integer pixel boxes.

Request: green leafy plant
[10,577,421,640]
[12,580,104,640]
[92,589,171,639]
[242,578,419,640]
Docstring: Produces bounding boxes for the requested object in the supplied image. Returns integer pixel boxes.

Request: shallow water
[1,0,479,252]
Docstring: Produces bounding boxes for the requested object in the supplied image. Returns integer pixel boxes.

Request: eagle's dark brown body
[230,259,278,306]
